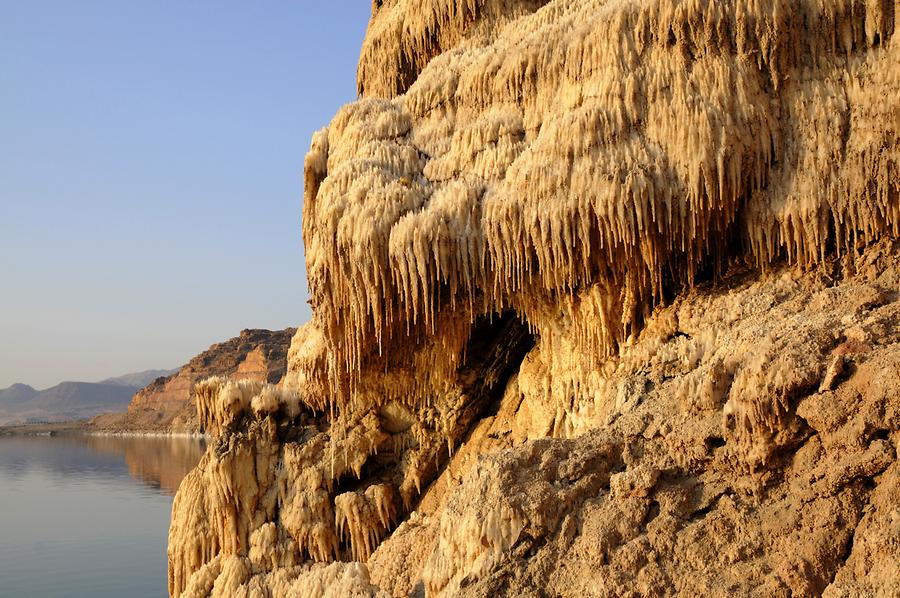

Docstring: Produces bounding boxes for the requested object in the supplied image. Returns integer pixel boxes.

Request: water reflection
[0,434,206,598]
[83,435,206,495]
[0,434,205,496]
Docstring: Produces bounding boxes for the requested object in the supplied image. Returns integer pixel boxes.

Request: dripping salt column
[167,0,899,596]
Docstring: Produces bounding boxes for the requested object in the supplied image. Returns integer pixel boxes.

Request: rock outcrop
[168,1,899,596]
[95,329,295,434]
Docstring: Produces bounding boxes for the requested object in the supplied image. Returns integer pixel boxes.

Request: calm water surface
[0,434,205,598]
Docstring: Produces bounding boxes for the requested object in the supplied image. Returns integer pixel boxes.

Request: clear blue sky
[0,2,371,389]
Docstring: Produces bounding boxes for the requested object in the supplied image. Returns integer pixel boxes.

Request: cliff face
[96,329,295,433]
[169,1,899,596]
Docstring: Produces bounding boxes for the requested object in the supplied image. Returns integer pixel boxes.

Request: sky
[0,2,371,389]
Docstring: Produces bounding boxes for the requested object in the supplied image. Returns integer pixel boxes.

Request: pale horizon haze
[0,3,371,389]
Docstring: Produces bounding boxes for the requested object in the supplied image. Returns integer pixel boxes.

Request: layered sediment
[168,1,899,596]
[94,329,294,434]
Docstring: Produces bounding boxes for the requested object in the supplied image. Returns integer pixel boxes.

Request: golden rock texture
[168,1,899,595]
[93,328,294,434]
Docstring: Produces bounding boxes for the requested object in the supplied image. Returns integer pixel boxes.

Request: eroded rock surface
[373,244,900,597]
[94,329,295,434]
[168,1,899,596]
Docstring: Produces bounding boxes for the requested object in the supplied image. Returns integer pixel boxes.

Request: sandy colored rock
[168,1,899,596]
[94,328,294,434]
[366,244,900,597]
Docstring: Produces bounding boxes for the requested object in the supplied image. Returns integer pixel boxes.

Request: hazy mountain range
[0,369,176,426]
[98,369,176,388]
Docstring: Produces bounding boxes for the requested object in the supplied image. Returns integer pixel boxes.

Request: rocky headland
[166,1,899,596]
[91,328,295,435]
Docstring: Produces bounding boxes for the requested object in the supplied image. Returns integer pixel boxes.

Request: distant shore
[0,420,89,436]
[0,419,206,439]
[88,429,207,439]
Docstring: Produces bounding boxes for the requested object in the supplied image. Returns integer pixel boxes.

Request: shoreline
[0,421,88,436]
[87,429,208,439]
[0,419,206,439]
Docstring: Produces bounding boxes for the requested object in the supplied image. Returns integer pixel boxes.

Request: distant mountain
[0,383,38,404]
[0,365,183,426]
[100,369,177,388]
[0,381,138,426]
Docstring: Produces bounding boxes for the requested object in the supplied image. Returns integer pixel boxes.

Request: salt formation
[169,0,899,596]
[168,316,532,596]
[96,328,295,434]
[305,0,899,410]
[372,242,900,596]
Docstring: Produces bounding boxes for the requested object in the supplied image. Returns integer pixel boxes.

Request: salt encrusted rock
[168,1,900,596]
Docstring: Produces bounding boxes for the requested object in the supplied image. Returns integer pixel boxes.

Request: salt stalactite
[170,1,900,595]
[194,377,302,437]
[281,324,329,410]
[169,326,518,596]
[304,0,899,425]
[168,415,282,597]
[178,556,390,598]
[334,485,399,562]
[357,0,551,98]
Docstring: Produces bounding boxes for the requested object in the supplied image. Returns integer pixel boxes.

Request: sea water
[0,434,204,597]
